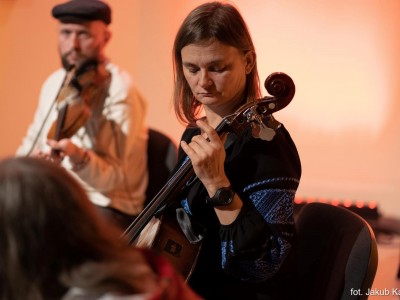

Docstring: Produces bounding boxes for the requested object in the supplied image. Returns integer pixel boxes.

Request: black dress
[174,123,302,300]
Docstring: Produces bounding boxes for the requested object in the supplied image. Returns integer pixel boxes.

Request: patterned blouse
[174,123,301,299]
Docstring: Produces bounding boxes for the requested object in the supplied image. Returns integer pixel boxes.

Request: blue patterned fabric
[220,177,298,281]
[181,198,192,216]
[173,124,302,298]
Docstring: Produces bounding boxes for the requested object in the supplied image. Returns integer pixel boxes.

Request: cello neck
[123,157,194,244]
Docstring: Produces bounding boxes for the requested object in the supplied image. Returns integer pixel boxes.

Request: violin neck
[54,103,69,140]
[50,102,69,160]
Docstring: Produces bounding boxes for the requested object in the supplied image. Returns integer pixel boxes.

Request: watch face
[211,187,234,206]
[206,187,235,206]
[218,189,233,205]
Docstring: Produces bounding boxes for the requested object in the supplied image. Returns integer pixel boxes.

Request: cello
[123,72,296,280]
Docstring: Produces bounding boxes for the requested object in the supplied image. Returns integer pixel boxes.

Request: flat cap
[52,0,111,25]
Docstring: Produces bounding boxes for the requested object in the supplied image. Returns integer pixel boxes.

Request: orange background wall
[1,1,399,218]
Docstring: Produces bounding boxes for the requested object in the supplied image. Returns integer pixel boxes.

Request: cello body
[135,210,202,280]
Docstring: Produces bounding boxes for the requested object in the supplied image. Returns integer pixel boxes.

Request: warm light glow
[0,0,399,218]
[247,1,389,134]
[355,200,365,209]
[318,198,328,203]
[368,201,377,210]
[343,199,353,208]
[331,199,340,207]
[306,197,315,203]
[294,197,303,204]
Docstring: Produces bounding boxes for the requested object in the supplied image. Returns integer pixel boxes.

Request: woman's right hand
[180,119,230,198]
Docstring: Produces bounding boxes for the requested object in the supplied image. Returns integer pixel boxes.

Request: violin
[123,72,296,280]
[47,60,109,160]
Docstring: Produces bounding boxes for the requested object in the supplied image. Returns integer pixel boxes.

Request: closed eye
[183,63,199,74]
[210,66,227,73]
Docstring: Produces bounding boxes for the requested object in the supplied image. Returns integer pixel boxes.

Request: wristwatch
[206,186,235,206]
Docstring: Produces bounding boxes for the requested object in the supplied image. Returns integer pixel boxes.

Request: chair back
[295,202,378,300]
[146,128,177,204]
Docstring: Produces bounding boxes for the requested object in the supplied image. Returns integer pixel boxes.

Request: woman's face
[181,40,254,113]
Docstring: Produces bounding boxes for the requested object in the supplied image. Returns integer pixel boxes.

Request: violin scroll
[70,60,104,93]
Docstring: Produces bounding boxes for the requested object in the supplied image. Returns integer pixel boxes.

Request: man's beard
[60,51,99,71]
[61,54,75,71]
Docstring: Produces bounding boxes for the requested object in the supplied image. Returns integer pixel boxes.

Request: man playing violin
[16,0,148,230]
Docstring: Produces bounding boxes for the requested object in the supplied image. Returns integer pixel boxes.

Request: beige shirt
[17,63,148,215]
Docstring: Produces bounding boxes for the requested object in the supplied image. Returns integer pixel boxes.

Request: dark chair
[145,128,177,204]
[295,202,378,300]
